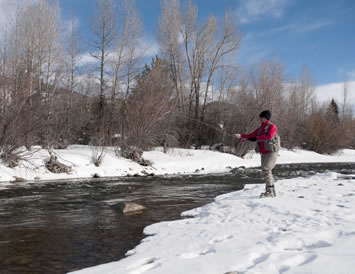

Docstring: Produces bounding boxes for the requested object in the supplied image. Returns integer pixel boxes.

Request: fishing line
[122,97,237,138]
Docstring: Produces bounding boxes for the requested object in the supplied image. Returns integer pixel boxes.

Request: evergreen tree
[327,98,339,123]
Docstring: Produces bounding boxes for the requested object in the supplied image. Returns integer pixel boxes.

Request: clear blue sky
[60,0,355,85]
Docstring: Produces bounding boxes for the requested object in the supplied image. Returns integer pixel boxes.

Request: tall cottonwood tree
[159,0,242,146]
[0,0,65,165]
[41,2,64,147]
[159,0,185,112]
[65,17,81,103]
[9,0,63,147]
[63,17,81,144]
[90,0,118,134]
[108,0,144,144]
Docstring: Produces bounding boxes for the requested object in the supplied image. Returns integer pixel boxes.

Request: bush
[302,111,341,154]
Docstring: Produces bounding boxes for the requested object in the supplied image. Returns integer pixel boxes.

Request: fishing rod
[122,96,238,139]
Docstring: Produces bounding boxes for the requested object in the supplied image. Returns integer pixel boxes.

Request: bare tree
[159,0,185,112]
[281,67,315,147]
[341,74,352,126]
[0,0,64,148]
[65,17,81,101]
[108,0,144,144]
[64,16,81,143]
[90,0,118,131]
[18,2,39,102]
[0,11,10,115]
[303,102,343,154]
[75,68,98,145]
[124,57,174,150]
[7,3,21,101]
[200,8,242,123]
[159,0,242,147]
[248,58,285,114]
[210,63,239,146]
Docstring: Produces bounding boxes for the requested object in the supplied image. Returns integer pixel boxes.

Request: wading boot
[260,185,276,198]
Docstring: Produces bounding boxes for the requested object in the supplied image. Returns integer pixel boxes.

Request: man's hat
[259,110,271,120]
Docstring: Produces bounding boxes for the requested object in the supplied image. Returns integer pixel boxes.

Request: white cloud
[297,20,332,33]
[78,52,98,66]
[315,81,355,106]
[236,0,290,23]
[265,23,297,34]
[137,38,160,58]
[260,20,332,36]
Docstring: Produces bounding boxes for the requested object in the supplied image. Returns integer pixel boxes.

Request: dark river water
[0,162,354,274]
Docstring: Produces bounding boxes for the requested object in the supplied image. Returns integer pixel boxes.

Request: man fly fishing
[234,110,280,197]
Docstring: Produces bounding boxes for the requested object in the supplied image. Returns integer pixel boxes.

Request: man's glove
[248,137,257,142]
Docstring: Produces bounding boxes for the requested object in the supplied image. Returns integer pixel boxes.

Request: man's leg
[261,152,278,196]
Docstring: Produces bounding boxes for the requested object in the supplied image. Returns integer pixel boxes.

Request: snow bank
[70,172,355,274]
[1,146,355,183]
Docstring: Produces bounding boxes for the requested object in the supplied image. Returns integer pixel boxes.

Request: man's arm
[241,128,259,139]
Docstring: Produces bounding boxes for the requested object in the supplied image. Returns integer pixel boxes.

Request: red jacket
[241,120,277,154]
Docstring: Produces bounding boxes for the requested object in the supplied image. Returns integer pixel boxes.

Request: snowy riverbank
[1,146,355,273]
[1,145,355,184]
[70,171,355,274]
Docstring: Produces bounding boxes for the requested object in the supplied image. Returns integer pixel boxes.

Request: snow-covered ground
[1,146,355,273]
[70,172,355,274]
[1,145,355,183]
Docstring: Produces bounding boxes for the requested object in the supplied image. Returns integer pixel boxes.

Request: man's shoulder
[269,122,277,130]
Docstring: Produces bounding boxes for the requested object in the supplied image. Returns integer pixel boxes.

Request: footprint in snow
[279,254,318,273]
[209,235,233,244]
[180,247,216,259]
[248,253,271,268]
[229,252,270,273]
[127,257,160,274]
[306,240,332,249]
[298,254,318,265]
